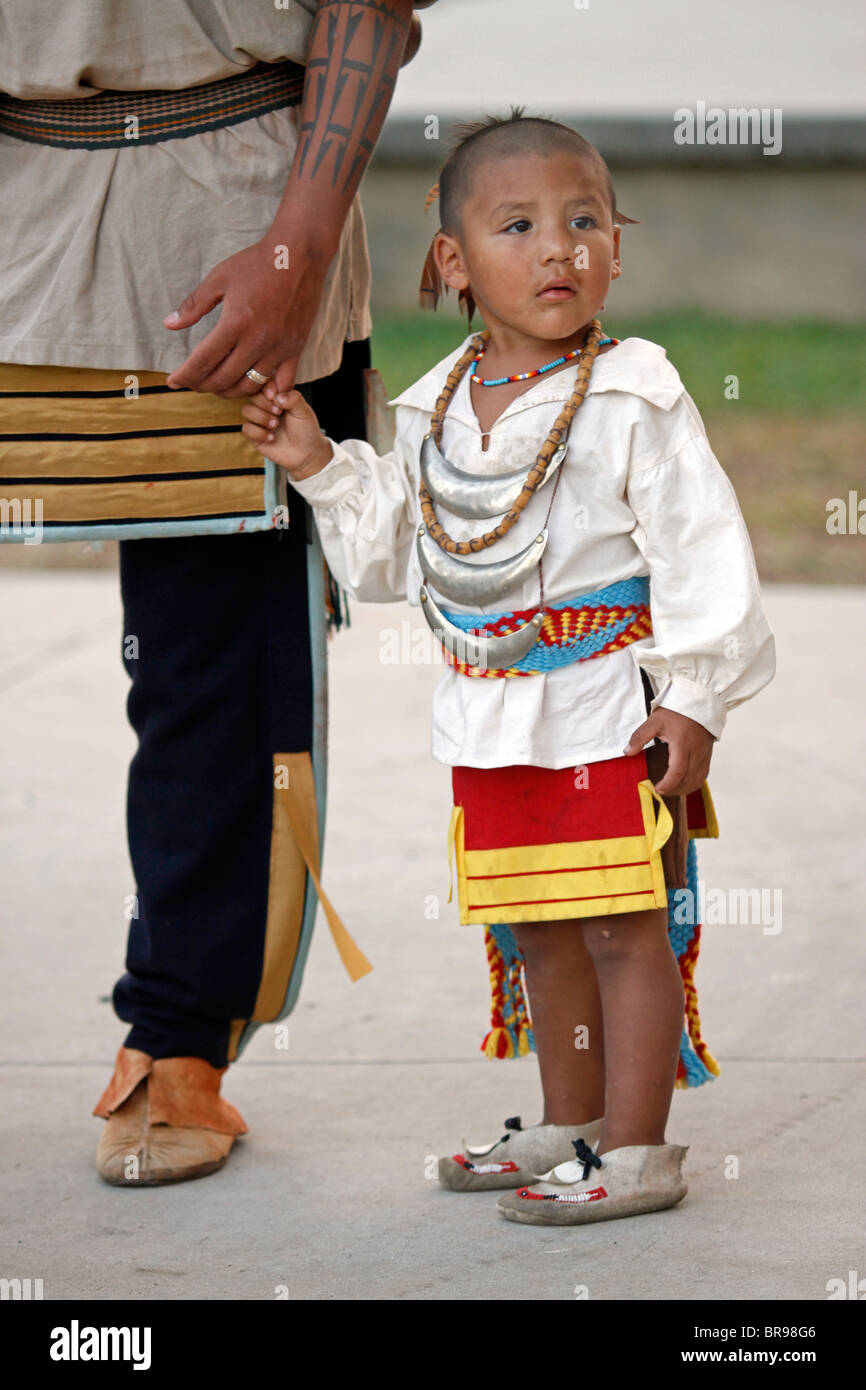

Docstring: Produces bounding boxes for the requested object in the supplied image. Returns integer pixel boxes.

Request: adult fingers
[163,272,225,333]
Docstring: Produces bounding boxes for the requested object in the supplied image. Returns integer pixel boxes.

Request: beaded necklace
[420,318,606,556]
[471,336,618,386]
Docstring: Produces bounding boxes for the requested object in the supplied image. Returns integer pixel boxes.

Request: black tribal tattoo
[297,0,411,196]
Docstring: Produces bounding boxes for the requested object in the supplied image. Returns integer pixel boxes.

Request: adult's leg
[110,338,371,1072]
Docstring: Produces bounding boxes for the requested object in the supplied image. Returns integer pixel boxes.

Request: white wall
[396,0,865,117]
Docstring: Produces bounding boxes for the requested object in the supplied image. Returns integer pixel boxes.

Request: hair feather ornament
[418,182,476,321]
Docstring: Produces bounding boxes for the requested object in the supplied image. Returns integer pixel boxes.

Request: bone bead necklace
[419,318,605,556]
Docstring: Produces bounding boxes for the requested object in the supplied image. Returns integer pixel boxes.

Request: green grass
[370,310,866,417]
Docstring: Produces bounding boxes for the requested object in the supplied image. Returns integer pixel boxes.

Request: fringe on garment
[481,839,720,1088]
[324,560,351,635]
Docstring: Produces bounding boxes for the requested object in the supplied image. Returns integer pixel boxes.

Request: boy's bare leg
[581,906,684,1154]
[512,921,606,1125]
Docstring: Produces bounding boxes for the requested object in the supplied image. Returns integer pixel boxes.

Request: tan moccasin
[94,1047,247,1187]
[437,1115,603,1192]
[497,1141,688,1225]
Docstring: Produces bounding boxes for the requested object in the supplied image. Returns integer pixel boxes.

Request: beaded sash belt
[441,576,652,678]
[0,59,306,149]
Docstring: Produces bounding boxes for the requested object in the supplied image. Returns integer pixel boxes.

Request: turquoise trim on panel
[233,514,329,1059]
[0,461,282,543]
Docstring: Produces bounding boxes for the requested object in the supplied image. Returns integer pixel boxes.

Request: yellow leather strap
[447,805,463,904]
[638,778,675,856]
[278,753,372,982]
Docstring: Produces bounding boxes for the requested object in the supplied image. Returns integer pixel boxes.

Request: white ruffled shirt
[290,334,776,769]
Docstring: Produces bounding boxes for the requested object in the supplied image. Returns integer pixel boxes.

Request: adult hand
[623,707,714,796]
[163,230,335,398]
[162,0,416,398]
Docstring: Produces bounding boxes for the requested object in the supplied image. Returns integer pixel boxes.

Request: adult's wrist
[266,211,341,266]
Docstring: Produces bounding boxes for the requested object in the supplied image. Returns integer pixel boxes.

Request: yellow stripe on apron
[0,362,284,541]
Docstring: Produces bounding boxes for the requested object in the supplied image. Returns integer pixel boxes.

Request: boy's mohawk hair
[449,104,530,147]
[420,105,637,318]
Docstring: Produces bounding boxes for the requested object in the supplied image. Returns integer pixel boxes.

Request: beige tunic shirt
[0,1,372,381]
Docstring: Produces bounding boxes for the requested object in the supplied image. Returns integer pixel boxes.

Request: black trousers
[113,338,371,1068]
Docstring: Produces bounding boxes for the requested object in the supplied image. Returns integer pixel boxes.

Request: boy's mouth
[537,279,577,300]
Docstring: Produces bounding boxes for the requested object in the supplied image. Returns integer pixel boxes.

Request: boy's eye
[502,215,597,233]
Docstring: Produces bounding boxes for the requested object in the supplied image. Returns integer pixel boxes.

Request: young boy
[241,110,775,1226]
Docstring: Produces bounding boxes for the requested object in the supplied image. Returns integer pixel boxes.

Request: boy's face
[435,149,621,346]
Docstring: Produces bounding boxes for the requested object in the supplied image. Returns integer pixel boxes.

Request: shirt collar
[387,334,685,418]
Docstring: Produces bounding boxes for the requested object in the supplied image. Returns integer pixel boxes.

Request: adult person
[0,0,435,1186]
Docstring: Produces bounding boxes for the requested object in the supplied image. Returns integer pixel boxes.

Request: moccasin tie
[573,1137,603,1181]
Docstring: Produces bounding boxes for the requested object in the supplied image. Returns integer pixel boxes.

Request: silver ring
[245,368,268,385]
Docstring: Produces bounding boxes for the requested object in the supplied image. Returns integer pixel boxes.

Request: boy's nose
[542,234,580,263]
[544,250,578,272]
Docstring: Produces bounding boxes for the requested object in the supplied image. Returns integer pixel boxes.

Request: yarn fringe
[670,840,720,1087]
[480,923,536,1061]
[324,559,350,635]
[480,840,719,1090]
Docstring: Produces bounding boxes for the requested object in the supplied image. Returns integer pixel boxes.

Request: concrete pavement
[0,571,863,1300]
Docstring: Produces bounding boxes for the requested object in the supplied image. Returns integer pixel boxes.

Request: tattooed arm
[164,0,417,397]
[293,1,417,212]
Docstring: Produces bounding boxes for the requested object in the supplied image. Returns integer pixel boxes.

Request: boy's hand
[623,708,714,795]
[241,388,333,480]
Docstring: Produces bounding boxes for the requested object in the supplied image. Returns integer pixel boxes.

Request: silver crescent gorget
[416,419,569,672]
[420,431,567,520]
[419,586,544,670]
[416,525,547,606]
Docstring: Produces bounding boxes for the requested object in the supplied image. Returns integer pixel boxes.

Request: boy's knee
[582,920,632,963]
[513,920,582,965]
[513,926,551,964]
[582,911,667,963]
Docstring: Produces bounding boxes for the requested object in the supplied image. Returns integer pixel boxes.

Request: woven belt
[0,59,305,149]
[441,576,653,678]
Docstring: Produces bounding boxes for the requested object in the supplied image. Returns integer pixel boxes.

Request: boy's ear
[421,230,476,320]
[610,224,623,280]
[434,230,470,295]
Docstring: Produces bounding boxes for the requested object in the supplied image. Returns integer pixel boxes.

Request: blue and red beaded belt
[441,576,652,677]
[0,59,305,149]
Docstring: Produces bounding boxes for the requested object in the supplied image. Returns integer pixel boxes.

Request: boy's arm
[242,388,417,603]
[623,395,776,792]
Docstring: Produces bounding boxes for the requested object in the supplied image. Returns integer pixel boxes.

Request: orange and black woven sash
[0,59,305,149]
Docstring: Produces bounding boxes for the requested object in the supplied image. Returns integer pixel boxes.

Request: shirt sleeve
[287,429,417,603]
[625,393,776,738]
